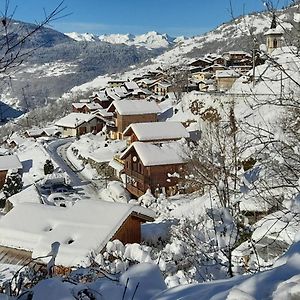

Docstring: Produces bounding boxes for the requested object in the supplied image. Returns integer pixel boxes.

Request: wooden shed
[0,200,155,268]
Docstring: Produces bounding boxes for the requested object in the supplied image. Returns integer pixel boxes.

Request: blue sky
[7,0,292,37]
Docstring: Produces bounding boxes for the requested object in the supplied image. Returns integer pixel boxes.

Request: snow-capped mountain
[65,31,177,49]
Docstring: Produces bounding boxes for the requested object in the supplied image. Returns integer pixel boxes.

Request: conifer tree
[3,170,23,198]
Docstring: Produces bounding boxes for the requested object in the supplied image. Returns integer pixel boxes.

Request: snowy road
[46,138,83,186]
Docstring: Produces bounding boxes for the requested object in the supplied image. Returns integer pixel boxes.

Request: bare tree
[0,0,68,77]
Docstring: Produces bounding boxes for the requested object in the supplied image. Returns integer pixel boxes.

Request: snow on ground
[15,140,55,186]
[21,61,77,78]
[0,263,20,284]
[67,133,126,165]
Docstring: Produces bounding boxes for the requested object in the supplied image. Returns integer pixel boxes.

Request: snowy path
[45,138,101,199]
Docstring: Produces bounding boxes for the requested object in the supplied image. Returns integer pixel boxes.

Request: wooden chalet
[150,81,172,96]
[189,58,212,69]
[24,127,61,139]
[0,201,155,268]
[107,79,127,88]
[72,102,103,114]
[107,100,161,139]
[202,64,227,73]
[0,155,23,188]
[222,51,252,67]
[120,142,186,197]
[123,122,190,145]
[90,91,112,109]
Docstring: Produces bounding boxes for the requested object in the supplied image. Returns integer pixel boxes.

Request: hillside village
[1,6,300,300]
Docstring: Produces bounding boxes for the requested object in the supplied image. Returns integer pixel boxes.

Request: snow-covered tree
[3,170,23,198]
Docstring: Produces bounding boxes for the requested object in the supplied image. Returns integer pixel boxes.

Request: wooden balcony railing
[126,184,145,198]
[125,169,150,183]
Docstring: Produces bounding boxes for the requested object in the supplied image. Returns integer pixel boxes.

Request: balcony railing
[125,169,150,183]
[126,184,145,198]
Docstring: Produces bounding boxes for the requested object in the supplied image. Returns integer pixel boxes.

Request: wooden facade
[112,113,157,140]
[122,147,185,198]
[0,170,7,188]
[112,215,142,244]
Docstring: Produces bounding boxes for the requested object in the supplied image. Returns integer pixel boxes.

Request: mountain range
[1,3,299,118]
[65,31,185,49]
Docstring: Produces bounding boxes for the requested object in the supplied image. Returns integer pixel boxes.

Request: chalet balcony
[124,169,150,184]
[126,184,145,198]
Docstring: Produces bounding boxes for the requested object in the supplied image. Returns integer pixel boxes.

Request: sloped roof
[123,122,189,141]
[120,142,185,166]
[0,200,155,267]
[216,69,240,78]
[108,100,161,115]
[265,27,284,36]
[0,155,22,171]
[124,81,139,91]
[55,113,99,128]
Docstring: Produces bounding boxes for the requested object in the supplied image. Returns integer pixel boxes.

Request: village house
[202,64,227,74]
[191,70,214,82]
[107,100,161,139]
[150,81,172,96]
[189,58,212,71]
[124,81,139,92]
[5,133,27,148]
[24,127,61,139]
[131,88,152,99]
[215,69,240,91]
[120,141,186,197]
[55,113,104,137]
[123,122,190,145]
[137,78,157,89]
[198,79,216,92]
[0,155,23,189]
[89,91,111,109]
[209,55,225,66]
[107,79,127,88]
[0,200,155,268]
[222,51,252,67]
[72,102,103,114]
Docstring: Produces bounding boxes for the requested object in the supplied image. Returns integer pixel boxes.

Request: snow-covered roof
[93,108,113,118]
[0,200,155,267]
[131,88,152,95]
[120,142,185,166]
[6,133,27,146]
[55,113,99,128]
[137,78,157,85]
[157,81,172,88]
[0,155,22,171]
[265,27,284,36]
[43,127,61,137]
[105,88,121,101]
[123,122,189,141]
[25,128,44,137]
[124,81,139,91]
[90,91,109,102]
[108,100,161,115]
[8,184,41,207]
[216,70,240,78]
[109,158,124,175]
[72,103,85,109]
[223,50,251,56]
